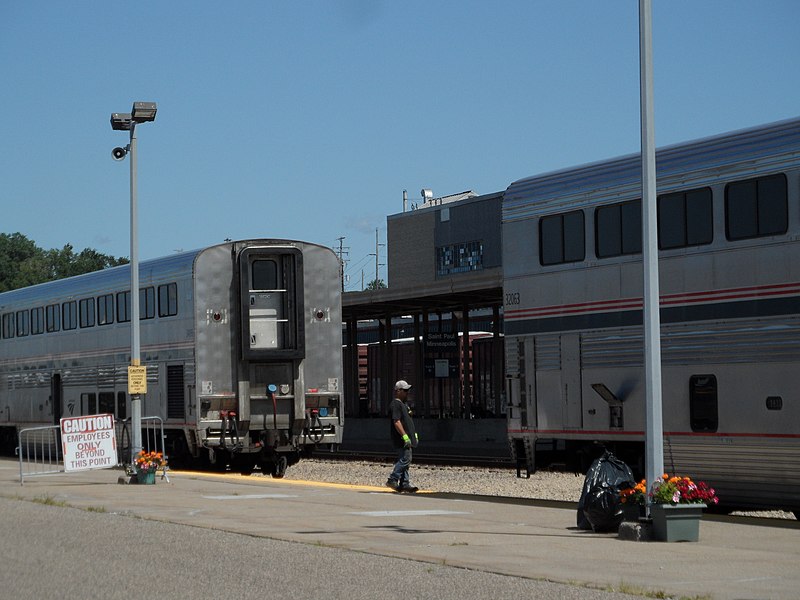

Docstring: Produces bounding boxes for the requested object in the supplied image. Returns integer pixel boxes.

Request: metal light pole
[639,0,664,510]
[111,102,157,465]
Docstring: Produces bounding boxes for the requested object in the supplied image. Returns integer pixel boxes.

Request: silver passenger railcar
[0,239,343,476]
[503,118,800,513]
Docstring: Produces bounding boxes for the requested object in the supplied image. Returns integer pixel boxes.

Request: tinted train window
[690,374,718,433]
[540,210,585,265]
[79,298,95,328]
[158,283,178,317]
[31,307,44,335]
[595,199,642,258]
[81,392,97,415]
[16,310,29,337]
[140,287,155,319]
[725,173,787,240]
[46,304,60,332]
[658,187,713,249]
[2,313,14,338]
[62,301,77,330]
[252,260,278,290]
[97,294,114,325]
[117,391,127,419]
[98,392,115,414]
[117,291,130,323]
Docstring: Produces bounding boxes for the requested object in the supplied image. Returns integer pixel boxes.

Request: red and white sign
[60,414,118,472]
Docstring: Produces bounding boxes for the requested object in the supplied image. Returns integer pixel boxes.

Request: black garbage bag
[576,451,636,532]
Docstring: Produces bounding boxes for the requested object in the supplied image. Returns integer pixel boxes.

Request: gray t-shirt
[389,397,417,448]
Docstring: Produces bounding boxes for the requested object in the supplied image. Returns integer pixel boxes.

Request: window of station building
[725,173,787,240]
[117,291,131,323]
[16,310,29,337]
[689,374,718,432]
[595,199,642,258]
[539,210,585,265]
[2,313,14,339]
[46,304,60,332]
[79,297,95,328]
[158,283,178,317]
[252,260,278,291]
[140,286,155,319]
[62,301,77,330]
[436,241,484,276]
[658,187,713,249]
[97,294,114,326]
[31,307,44,335]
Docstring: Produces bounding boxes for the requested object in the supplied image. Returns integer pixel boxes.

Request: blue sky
[1,1,798,291]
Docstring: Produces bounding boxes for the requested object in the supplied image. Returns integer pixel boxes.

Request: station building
[341,189,509,457]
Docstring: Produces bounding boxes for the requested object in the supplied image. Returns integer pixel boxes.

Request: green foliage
[366,278,387,290]
[0,232,128,292]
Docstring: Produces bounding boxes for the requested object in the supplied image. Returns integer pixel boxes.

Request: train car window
[140,287,155,319]
[252,260,278,290]
[62,301,77,330]
[117,291,131,323]
[595,199,642,258]
[658,187,713,249]
[689,374,718,432]
[98,392,115,414]
[81,392,97,415]
[97,294,114,325]
[16,310,29,337]
[540,210,585,265]
[46,304,60,332]
[117,391,127,420]
[31,307,44,335]
[79,298,95,328]
[725,173,787,240]
[158,283,178,317]
[2,313,15,339]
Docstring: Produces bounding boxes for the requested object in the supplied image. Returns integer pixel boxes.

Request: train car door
[561,334,583,429]
[51,374,62,425]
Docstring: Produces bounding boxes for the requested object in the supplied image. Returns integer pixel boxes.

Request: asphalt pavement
[2,458,798,600]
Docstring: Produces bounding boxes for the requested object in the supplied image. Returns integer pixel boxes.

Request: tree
[366,278,387,290]
[0,233,128,292]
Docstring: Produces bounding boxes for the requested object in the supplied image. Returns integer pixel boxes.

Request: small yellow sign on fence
[128,365,147,395]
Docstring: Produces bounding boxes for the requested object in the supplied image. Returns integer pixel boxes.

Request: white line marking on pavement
[350,510,471,517]
[202,494,298,500]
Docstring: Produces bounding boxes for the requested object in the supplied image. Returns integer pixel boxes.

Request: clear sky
[1,1,798,291]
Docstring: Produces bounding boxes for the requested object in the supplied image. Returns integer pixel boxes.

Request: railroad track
[316,448,516,468]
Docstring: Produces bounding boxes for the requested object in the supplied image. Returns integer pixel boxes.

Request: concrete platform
[3,458,798,600]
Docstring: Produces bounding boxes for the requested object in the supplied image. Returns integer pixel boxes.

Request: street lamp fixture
[110,101,157,467]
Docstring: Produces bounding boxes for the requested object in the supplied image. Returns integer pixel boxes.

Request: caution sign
[61,414,118,472]
[128,365,147,395]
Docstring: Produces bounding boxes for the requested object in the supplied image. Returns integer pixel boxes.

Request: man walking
[386,380,419,493]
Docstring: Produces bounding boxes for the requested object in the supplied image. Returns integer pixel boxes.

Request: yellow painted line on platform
[170,469,431,494]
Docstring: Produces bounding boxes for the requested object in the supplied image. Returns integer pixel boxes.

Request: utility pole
[335,236,349,292]
[374,228,385,288]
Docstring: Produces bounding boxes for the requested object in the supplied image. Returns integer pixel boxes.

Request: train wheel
[271,455,288,478]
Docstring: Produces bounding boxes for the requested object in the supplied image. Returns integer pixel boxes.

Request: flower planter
[650,503,705,542]
[136,470,156,485]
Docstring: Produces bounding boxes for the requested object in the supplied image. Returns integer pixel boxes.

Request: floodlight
[131,102,157,123]
[110,113,133,131]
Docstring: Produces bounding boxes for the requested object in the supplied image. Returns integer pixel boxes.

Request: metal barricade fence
[116,415,170,482]
[18,416,170,484]
[17,425,63,485]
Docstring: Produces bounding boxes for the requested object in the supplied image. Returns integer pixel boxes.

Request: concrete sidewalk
[3,458,798,600]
